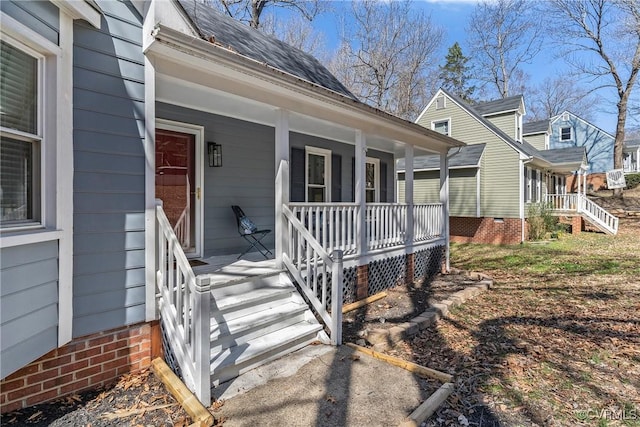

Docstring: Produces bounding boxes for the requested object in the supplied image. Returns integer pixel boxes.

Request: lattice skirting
[367,254,407,295]
[160,319,183,380]
[414,245,444,282]
[319,265,357,311]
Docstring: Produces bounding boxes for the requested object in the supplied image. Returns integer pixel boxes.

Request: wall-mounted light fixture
[208,142,222,167]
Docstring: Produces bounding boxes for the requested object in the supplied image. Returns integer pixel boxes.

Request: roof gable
[550,110,615,140]
[176,0,355,99]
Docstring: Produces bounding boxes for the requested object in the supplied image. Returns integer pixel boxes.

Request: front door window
[306,147,331,202]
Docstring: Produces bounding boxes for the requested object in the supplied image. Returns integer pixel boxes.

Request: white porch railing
[282,205,343,345]
[289,203,359,254]
[543,194,618,235]
[413,203,444,241]
[288,202,444,254]
[156,204,211,405]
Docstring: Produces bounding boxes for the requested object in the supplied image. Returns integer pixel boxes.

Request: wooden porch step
[209,300,310,352]
[209,321,323,386]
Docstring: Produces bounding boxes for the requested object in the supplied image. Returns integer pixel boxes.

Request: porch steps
[207,272,325,387]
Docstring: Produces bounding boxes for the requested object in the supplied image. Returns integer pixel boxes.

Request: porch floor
[191,250,280,286]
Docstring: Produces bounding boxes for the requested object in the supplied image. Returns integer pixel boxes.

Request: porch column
[275,109,289,269]
[355,130,367,256]
[404,145,414,247]
[583,170,588,195]
[440,152,450,272]
[576,171,581,195]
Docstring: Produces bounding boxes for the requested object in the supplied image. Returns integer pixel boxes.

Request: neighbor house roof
[176,0,355,99]
[624,138,640,149]
[523,119,550,135]
[396,144,486,171]
[539,146,586,164]
[473,95,524,116]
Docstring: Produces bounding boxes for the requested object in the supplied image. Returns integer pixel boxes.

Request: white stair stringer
[207,272,326,387]
[579,196,618,235]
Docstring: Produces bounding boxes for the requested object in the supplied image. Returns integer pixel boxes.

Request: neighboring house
[623,139,640,174]
[398,89,617,246]
[0,0,464,411]
[549,111,615,174]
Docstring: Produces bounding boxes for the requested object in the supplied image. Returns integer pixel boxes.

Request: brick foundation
[405,253,415,285]
[450,217,523,245]
[1,321,159,414]
[356,264,369,300]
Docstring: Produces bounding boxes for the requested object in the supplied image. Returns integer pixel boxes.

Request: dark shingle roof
[396,144,485,171]
[539,146,586,164]
[473,95,523,116]
[523,119,550,135]
[176,0,355,99]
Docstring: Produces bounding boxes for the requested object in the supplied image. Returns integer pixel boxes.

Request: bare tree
[546,0,640,196]
[210,0,323,29]
[259,13,327,60]
[526,77,599,121]
[327,0,444,120]
[467,0,543,99]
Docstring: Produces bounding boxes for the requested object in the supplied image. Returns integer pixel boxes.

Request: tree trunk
[612,102,627,198]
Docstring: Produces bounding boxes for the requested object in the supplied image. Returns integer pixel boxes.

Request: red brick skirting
[1,321,159,413]
[450,217,523,245]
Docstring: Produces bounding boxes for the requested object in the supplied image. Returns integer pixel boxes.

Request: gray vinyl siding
[525,134,547,151]
[486,113,515,140]
[398,169,478,217]
[290,134,395,202]
[1,241,59,378]
[0,0,59,45]
[72,0,146,338]
[156,102,276,257]
[417,95,521,219]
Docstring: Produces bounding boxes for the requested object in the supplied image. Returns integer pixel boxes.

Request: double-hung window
[365,157,380,203]
[1,39,42,228]
[305,146,331,202]
[560,127,572,141]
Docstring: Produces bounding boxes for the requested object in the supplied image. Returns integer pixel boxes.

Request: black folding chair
[231,205,273,259]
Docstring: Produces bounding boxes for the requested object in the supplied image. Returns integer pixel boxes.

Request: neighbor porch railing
[282,204,343,345]
[543,194,618,235]
[155,203,211,405]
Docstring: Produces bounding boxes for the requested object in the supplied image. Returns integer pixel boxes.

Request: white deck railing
[413,203,444,241]
[282,205,343,345]
[289,203,358,254]
[543,194,618,235]
[366,203,407,250]
[156,204,211,405]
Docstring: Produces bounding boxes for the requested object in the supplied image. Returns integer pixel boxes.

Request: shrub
[625,173,640,190]
[527,202,558,241]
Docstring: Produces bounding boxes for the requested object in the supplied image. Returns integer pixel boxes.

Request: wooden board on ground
[342,292,388,314]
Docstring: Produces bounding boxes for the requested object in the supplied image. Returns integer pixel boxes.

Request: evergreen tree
[438,42,475,102]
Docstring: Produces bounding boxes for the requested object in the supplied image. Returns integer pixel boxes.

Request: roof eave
[148,25,465,153]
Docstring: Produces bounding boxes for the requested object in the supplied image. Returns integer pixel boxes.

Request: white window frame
[1,36,45,231]
[0,10,77,346]
[515,113,523,142]
[305,146,331,202]
[560,126,572,141]
[365,157,380,203]
[431,118,451,136]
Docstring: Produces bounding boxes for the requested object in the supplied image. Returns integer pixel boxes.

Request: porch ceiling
[156,74,432,156]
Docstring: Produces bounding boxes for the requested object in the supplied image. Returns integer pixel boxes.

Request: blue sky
[299,0,623,134]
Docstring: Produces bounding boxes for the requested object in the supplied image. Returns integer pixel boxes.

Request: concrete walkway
[212,345,439,427]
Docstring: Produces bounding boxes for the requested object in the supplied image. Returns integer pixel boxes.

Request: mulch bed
[0,370,203,426]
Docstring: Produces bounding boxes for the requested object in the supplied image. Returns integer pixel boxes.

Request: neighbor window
[365,157,380,203]
[560,127,572,141]
[1,39,41,227]
[432,120,450,136]
[305,146,331,202]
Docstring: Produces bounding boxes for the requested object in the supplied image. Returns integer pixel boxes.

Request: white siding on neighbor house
[72,0,146,338]
[1,241,59,378]
[416,95,522,219]
[398,169,478,217]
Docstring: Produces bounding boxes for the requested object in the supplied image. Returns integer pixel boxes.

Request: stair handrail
[156,202,211,405]
[282,204,343,345]
[577,194,619,235]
